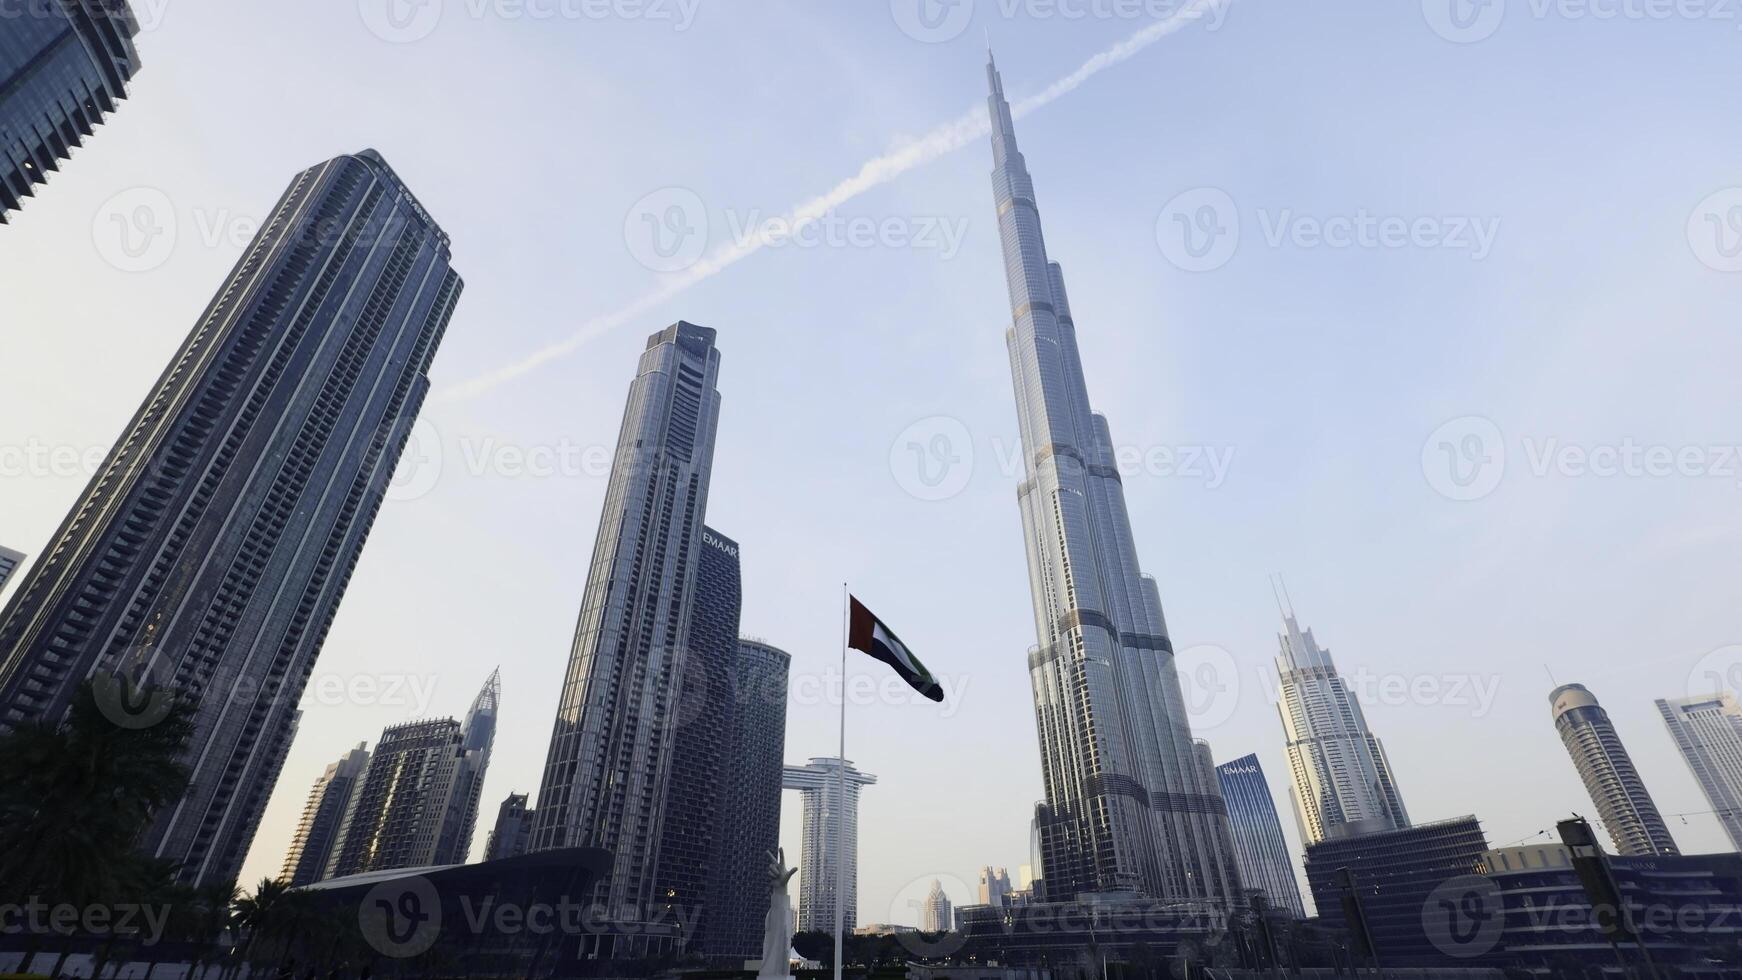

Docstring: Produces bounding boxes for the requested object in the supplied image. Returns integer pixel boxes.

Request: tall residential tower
[984,54,1242,905]
[784,757,877,932]
[530,322,723,953]
[0,0,141,221]
[279,742,370,887]
[1214,754,1307,918]
[1551,683,1678,857]
[0,150,461,887]
[1275,607,1409,844]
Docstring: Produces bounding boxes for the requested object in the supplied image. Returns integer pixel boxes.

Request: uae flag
[848,595,944,703]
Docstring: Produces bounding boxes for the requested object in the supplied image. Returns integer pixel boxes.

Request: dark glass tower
[484,792,534,861]
[0,149,461,887]
[984,53,1242,906]
[708,638,791,959]
[0,0,141,221]
[654,526,742,954]
[1215,754,1306,918]
[531,321,723,954]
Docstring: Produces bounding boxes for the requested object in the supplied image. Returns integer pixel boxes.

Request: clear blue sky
[4,0,1742,921]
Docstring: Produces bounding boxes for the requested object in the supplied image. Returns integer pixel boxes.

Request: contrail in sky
[438,0,1230,403]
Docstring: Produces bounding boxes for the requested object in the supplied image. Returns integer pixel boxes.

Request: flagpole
[835,582,848,980]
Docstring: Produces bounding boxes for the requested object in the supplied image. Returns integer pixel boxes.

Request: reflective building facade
[530,322,723,949]
[984,54,1241,905]
[709,638,791,958]
[1551,683,1678,857]
[1215,754,1306,918]
[1275,609,1410,844]
[0,150,462,887]
[0,0,140,221]
[280,741,370,887]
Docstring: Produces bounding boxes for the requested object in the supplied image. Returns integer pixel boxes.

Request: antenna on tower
[1276,573,1297,618]
[1268,575,1287,619]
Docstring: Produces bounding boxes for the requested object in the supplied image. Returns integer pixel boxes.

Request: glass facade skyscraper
[0,150,462,887]
[0,0,141,221]
[709,637,790,958]
[1275,609,1410,844]
[530,321,723,952]
[1214,754,1306,918]
[280,742,370,887]
[1657,692,1742,851]
[1551,683,1678,857]
[984,53,1242,906]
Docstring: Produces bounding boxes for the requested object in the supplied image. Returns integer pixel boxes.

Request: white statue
[758,848,799,979]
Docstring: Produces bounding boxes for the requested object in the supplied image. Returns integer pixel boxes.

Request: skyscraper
[483,792,534,861]
[921,880,953,933]
[1657,692,1742,851]
[0,150,462,887]
[279,742,370,887]
[1551,683,1678,857]
[710,638,791,959]
[530,321,723,952]
[1274,606,1409,844]
[978,866,1012,908]
[0,547,23,593]
[784,757,877,933]
[655,525,741,953]
[0,0,141,221]
[1214,754,1307,918]
[984,53,1242,906]
[435,667,499,865]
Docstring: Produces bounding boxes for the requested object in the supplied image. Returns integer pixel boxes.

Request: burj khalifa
[986,53,1243,907]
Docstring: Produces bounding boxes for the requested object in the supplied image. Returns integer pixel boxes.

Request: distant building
[1,0,141,221]
[1303,815,1490,967]
[978,866,1012,908]
[784,757,877,932]
[0,547,22,593]
[325,671,498,878]
[1275,604,1410,844]
[709,637,791,960]
[483,792,534,862]
[1215,754,1307,918]
[279,743,370,887]
[921,880,953,933]
[1657,691,1742,851]
[852,923,917,936]
[1550,683,1678,856]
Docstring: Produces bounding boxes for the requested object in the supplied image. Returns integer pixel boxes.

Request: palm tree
[0,679,195,975]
